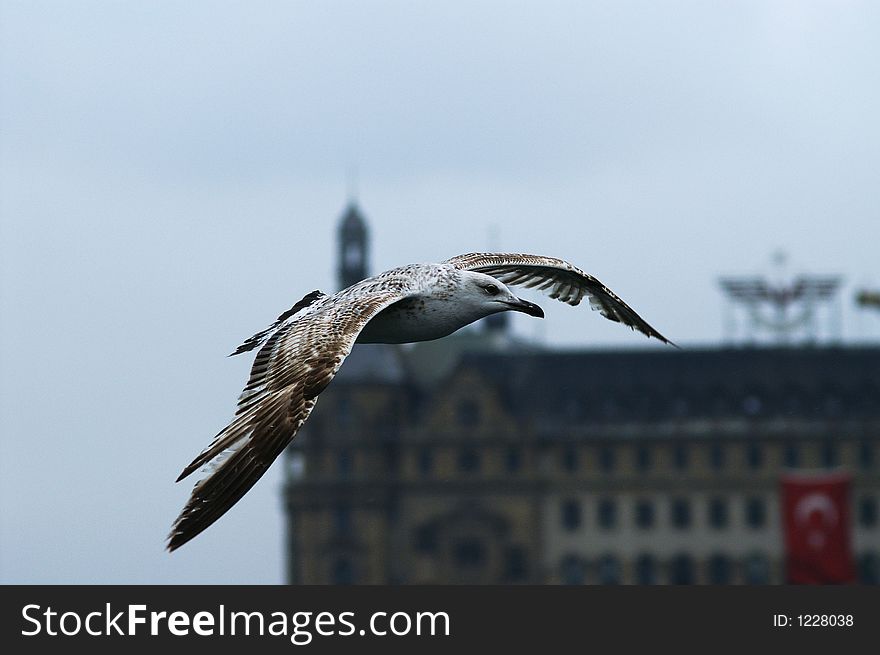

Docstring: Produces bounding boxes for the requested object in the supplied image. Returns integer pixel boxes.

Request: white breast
[356,295,488,344]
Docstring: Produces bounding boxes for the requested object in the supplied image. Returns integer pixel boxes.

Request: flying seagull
[168,253,674,551]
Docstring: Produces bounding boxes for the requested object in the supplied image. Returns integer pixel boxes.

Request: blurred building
[282,204,880,584]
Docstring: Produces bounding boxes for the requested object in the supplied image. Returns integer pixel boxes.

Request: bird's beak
[505,297,544,318]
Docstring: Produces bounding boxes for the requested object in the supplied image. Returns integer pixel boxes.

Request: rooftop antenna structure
[856,289,880,311]
[856,288,880,342]
[346,165,358,204]
[718,250,842,346]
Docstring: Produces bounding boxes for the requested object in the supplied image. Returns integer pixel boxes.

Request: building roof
[453,345,880,425]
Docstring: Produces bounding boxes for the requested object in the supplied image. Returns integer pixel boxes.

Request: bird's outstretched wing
[229,289,327,357]
[445,252,674,345]
[168,280,415,551]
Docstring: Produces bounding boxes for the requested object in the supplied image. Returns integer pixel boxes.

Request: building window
[337,395,354,427]
[821,440,838,468]
[332,557,354,585]
[561,445,578,472]
[333,506,351,535]
[744,553,770,584]
[453,539,486,570]
[598,498,617,530]
[742,394,762,417]
[859,440,874,470]
[745,442,763,470]
[635,444,652,472]
[417,447,433,476]
[783,443,800,468]
[383,444,398,472]
[598,445,616,473]
[670,554,695,585]
[672,444,689,471]
[859,497,877,528]
[287,451,306,480]
[415,524,437,554]
[506,446,522,473]
[635,554,657,584]
[745,497,766,528]
[597,554,621,585]
[457,400,480,427]
[458,447,480,473]
[708,497,728,529]
[635,499,655,529]
[560,555,587,585]
[671,498,691,529]
[602,397,619,419]
[858,553,879,585]
[505,546,528,582]
[709,443,726,470]
[343,242,362,268]
[707,554,731,584]
[672,397,690,419]
[337,449,352,478]
[823,395,843,417]
[561,499,581,531]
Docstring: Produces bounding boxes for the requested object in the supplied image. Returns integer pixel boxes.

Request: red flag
[781,471,856,584]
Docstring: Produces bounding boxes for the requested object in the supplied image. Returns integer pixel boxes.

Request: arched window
[635,444,652,472]
[597,554,621,585]
[414,524,437,554]
[561,499,581,531]
[783,442,800,468]
[561,445,578,472]
[458,447,480,473]
[858,552,879,585]
[670,554,695,585]
[744,552,770,584]
[709,442,726,470]
[859,497,877,528]
[859,440,874,470]
[635,554,657,585]
[671,497,691,529]
[506,446,522,473]
[598,445,616,473]
[337,449,352,478]
[560,555,587,585]
[707,554,731,584]
[457,400,480,427]
[453,538,486,570]
[598,498,617,530]
[708,497,728,529]
[745,442,763,469]
[821,440,838,468]
[672,443,690,471]
[635,499,654,530]
[417,447,433,476]
[333,506,351,535]
[332,557,354,585]
[745,497,766,528]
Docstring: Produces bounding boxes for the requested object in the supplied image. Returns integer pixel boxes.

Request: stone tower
[337,202,369,290]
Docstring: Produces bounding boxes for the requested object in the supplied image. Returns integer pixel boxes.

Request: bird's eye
[483,284,500,296]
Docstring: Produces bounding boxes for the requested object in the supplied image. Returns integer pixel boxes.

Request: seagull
[167,253,674,551]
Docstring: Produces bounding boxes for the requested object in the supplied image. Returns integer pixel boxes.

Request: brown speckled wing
[445,252,674,345]
[168,282,413,551]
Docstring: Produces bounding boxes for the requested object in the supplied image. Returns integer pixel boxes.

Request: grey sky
[1,1,878,583]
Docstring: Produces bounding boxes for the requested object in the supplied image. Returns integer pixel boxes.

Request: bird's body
[356,263,542,343]
[168,253,673,551]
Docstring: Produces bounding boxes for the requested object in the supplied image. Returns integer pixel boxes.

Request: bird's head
[459,271,544,319]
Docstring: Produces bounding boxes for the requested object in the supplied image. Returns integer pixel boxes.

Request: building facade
[282,203,879,584]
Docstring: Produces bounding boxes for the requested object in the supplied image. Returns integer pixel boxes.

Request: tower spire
[337,200,370,290]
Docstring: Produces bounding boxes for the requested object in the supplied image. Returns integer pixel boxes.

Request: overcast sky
[1,1,878,584]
